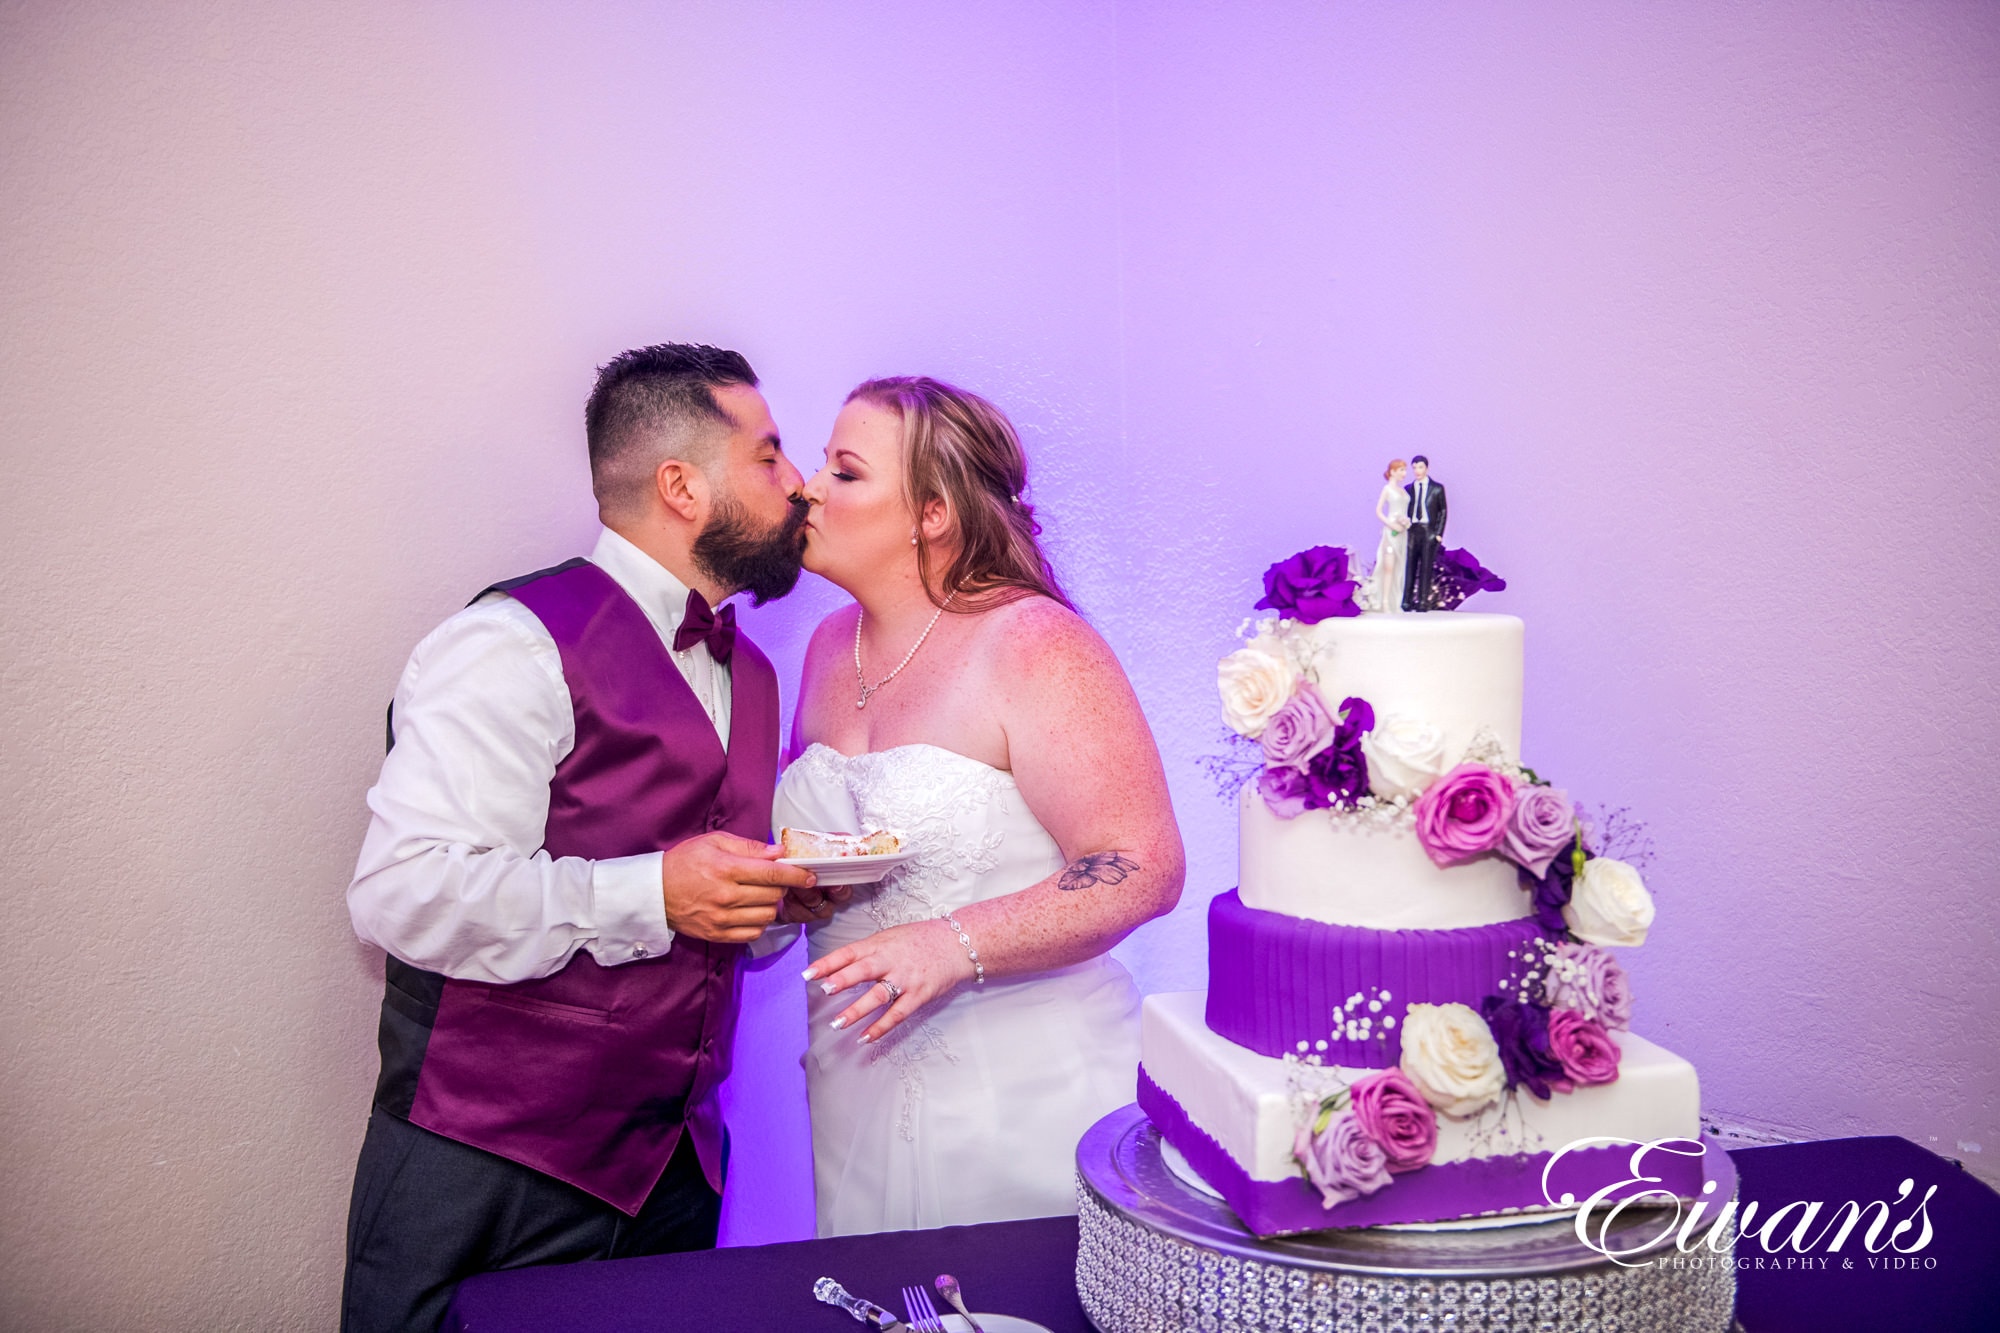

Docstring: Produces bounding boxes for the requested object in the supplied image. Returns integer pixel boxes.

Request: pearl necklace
[853,595,954,709]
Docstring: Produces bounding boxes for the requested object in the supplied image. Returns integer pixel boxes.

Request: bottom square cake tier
[1139,990,1707,1236]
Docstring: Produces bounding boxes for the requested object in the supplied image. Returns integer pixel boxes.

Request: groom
[342,344,822,1332]
[1401,455,1448,612]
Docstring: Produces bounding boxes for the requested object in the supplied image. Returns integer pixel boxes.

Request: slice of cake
[1140,547,1699,1234]
[778,827,903,859]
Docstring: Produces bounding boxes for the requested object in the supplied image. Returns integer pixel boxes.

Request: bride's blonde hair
[1385,458,1408,480]
[844,376,1073,613]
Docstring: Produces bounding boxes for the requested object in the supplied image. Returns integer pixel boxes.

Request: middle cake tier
[1205,888,1554,1066]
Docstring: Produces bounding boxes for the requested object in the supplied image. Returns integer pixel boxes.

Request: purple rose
[1548,1008,1622,1086]
[1412,764,1517,867]
[1546,941,1633,1031]
[1260,682,1338,770]
[1349,1068,1438,1174]
[1302,696,1374,810]
[1255,546,1362,624]
[1258,764,1313,820]
[1480,995,1567,1101]
[1292,1108,1392,1208]
[1518,842,1588,935]
[1425,547,1507,611]
[1503,784,1575,877]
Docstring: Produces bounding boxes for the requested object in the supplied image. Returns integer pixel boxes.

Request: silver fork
[901,1284,947,1333]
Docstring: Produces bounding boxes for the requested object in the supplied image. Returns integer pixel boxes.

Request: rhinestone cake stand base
[1074,1105,1739,1333]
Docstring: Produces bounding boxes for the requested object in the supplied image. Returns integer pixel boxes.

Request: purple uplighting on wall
[3,1,1995,1321]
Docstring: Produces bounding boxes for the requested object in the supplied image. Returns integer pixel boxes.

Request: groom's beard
[692,495,810,607]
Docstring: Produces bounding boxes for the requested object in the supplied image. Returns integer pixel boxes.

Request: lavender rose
[1546,941,1633,1031]
[1349,1068,1439,1174]
[1260,681,1338,770]
[1548,1008,1622,1086]
[1255,546,1362,624]
[1412,764,1517,867]
[1503,784,1575,877]
[1292,1108,1392,1208]
[1258,764,1313,820]
[1480,995,1567,1101]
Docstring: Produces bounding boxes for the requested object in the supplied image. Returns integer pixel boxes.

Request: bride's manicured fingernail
[830,1016,847,1030]
[856,1032,874,1045]
[819,981,836,995]
[800,967,817,980]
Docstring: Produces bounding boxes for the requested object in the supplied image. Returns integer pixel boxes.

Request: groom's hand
[660,832,817,943]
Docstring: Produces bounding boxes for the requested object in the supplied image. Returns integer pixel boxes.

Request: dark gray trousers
[341,1107,720,1333]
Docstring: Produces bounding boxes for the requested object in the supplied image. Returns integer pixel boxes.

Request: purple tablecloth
[442,1136,2000,1333]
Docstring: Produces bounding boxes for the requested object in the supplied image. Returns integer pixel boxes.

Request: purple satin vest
[379,559,778,1215]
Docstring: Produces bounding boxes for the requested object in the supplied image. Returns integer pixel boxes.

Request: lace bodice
[774,742,1067,943]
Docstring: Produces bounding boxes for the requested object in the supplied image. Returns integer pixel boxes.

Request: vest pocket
[471,987,615,1025]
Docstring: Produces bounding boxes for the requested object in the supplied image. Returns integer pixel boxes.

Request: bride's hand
[802,920,976,1044]
[775,880,854,925]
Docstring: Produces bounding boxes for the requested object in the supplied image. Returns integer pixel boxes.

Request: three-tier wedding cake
[1137,546,1704,1235]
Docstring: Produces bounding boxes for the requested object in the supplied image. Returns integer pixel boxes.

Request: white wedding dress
[1373,482,1409,613]
[773,742,1142,1237]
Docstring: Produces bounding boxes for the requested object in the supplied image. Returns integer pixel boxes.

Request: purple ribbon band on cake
[1138,1067,1712,1237]
[1205,889,1551,1066]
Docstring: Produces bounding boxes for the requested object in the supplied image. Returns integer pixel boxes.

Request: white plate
[778,848,917,886]
[939,1316,1053,1333]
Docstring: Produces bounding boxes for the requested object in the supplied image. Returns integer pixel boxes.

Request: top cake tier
[1288,611,1523,763]
[1236,612,1528,931]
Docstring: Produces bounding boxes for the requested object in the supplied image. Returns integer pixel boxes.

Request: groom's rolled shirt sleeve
[347,597,676,984]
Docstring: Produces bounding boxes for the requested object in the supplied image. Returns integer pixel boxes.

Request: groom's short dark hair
[586,343,760,516]
[1411,454,1429,467]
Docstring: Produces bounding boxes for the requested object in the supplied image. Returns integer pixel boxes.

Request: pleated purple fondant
[1205,888,1552,1066]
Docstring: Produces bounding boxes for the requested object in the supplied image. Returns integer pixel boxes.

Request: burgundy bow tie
[673,590,736,663]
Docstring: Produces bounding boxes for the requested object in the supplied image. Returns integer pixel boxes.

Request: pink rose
[1412,764,1517,867]
[1260,682,1338,771]
[1547,941,1633,1031]
[1502,783,1575,877]
[1548,1008,1622,1087]
[1349,1068,1438,1174]
[1292,1109,1392,1208]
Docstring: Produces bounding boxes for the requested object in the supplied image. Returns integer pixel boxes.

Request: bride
[1373,458,1410,613]
[773,376,1185,1237]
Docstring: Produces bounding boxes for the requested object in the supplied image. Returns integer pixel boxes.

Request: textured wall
[2,1,1994,1328]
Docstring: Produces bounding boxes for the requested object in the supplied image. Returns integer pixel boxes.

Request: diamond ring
[879,979,904,1002]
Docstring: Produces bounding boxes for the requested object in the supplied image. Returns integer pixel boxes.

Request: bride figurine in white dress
[1373,458,1410,614]
[772,375,1186,1237]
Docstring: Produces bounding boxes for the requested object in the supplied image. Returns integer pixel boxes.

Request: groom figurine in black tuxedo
[1401,455,1447,612]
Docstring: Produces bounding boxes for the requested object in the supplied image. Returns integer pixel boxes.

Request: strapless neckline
[793,740,1016,785]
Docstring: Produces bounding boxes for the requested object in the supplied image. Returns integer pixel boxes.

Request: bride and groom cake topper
[1374,456,1448,613]
[341,343,1184,1330]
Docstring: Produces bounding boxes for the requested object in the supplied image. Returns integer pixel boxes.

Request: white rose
[1218,647,1297,738]
[1563,857,1654,947]
[1361,714,1449,800]
[1398,1002,1505,1118]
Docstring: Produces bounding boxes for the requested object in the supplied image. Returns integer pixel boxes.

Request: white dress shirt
[348,528,733,984]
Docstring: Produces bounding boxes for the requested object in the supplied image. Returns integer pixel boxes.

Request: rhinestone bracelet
[940,912,984,985]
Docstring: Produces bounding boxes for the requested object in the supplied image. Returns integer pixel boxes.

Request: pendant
[855,687,873,709]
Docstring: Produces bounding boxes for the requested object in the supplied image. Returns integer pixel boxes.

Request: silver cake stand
[1074,1105,1740,1333]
